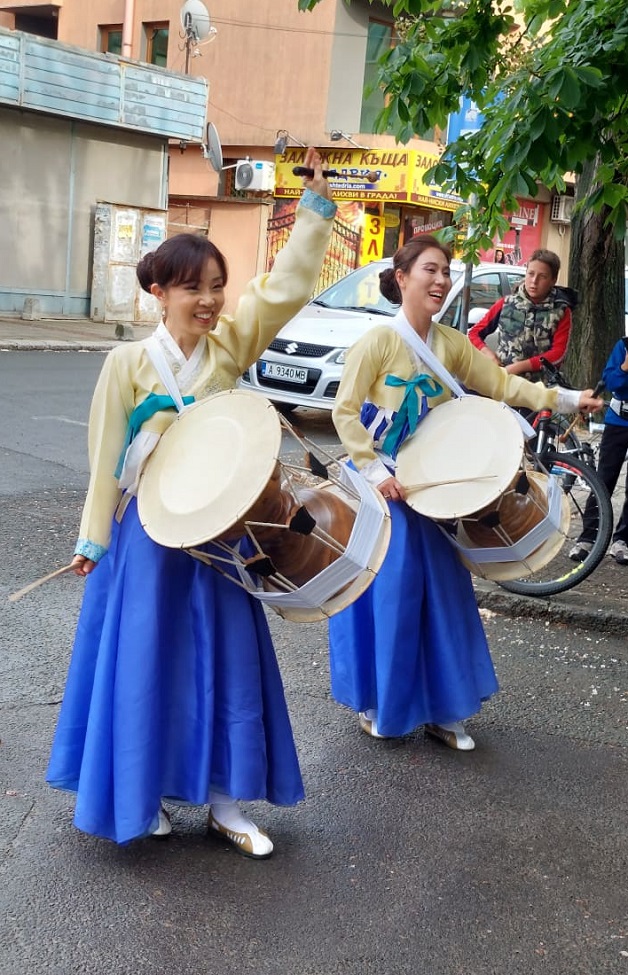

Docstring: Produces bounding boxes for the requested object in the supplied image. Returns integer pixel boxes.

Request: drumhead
[396,397,524,520]
[138,389,282,548]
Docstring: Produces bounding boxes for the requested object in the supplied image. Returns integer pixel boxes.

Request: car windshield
[313,262,464,316]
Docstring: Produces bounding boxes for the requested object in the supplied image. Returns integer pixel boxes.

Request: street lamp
[329,130,368,150]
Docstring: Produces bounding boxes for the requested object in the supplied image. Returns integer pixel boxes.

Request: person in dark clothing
[570,337,628,565]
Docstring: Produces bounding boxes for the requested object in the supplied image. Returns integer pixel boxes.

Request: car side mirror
[467,308,485,326]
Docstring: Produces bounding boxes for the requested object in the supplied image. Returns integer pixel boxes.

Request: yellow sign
[359,205,385,266]
[275,148,412,202]
[274,148,461,211]
[408,152,461,212]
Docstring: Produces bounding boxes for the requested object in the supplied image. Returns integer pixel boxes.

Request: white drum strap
[144,336,187,413]
[238,465,387,611]
[387,311,536,439]
[444,475,564,564]
[114,337,188,509]
[388,312,468,398]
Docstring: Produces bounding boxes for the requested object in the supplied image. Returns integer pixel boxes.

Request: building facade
[0,0,573,319]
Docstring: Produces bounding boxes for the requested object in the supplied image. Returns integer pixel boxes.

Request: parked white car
[239,259,526,411]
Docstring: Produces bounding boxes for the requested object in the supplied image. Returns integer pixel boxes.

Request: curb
[0,341,120,352]
[473,582,625,635]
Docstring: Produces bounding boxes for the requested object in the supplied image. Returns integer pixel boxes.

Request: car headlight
[331,348,348,364]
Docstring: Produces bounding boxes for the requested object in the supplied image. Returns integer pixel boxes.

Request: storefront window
[402,209,452,245]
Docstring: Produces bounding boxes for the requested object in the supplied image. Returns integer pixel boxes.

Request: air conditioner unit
[234,159,275,192]
[550,195,574,223]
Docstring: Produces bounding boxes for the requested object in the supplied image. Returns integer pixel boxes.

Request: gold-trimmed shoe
[425,722,475,751]
[358,711,388,739]
[207,812,274,859]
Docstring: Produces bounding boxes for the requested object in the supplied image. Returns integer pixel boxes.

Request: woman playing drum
[46,149,336,855]
[329,235,602,749]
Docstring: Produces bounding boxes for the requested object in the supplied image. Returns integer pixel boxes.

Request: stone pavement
[0,312,625,632]
[0,312,154,350]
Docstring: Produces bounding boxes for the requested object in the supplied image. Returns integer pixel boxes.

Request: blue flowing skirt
[47,498,304,844]
[328,498,498,737]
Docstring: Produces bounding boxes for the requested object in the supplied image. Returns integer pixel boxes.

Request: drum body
[395,397,570,581]
[138,390,391,621]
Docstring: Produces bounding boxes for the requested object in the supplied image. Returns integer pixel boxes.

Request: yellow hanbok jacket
[77,193,336,559]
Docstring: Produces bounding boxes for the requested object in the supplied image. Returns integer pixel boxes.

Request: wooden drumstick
[8,563,77,603]
[404,474,499,492]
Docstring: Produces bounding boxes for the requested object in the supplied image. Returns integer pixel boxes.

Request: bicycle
[525,358,601,469]
[496,361,613,597]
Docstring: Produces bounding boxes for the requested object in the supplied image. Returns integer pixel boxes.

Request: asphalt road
[0,351,627,975]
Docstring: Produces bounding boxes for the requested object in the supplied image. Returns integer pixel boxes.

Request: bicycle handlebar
[539,356,574,389]
[539,356,604,398]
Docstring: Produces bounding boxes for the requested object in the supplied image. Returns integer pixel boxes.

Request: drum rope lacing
[225,464,387,612]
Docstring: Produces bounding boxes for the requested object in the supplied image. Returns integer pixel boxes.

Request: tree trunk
[566,157,625,388]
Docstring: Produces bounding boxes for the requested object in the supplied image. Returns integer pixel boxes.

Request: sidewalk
[1,312,625,632]
[0,312,154,350]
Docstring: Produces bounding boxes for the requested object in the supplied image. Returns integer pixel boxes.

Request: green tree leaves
[298,0,628,260]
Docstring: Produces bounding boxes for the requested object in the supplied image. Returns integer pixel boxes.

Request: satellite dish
[205,122,223,173]
[180,0,213,42]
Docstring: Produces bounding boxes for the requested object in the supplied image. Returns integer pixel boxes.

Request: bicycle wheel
[497,450,613,597]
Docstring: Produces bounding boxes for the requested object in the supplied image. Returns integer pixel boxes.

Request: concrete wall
[0,106,166,314]
[57,0,338,148]
[207,201,272,317]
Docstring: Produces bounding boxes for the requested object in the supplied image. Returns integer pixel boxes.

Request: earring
[161,305,167,323]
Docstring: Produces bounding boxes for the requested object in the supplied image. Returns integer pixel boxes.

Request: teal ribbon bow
[114,391,195,479]
[381,372,443,457]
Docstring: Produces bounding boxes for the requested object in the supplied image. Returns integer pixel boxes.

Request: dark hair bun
[379,267,401,305]
[136,252,156,293]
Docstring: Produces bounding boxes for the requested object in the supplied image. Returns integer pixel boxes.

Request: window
[440,272,504,329]
[360,20,394,134]
[145,23,169,67]
[15,14,57,39]
[100,25,123,55]
[359,18,434,139]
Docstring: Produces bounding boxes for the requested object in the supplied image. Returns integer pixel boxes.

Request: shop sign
[274,148,412,201]
[274,148,463,211]
[360,204,386,265]
[408,153,462,211]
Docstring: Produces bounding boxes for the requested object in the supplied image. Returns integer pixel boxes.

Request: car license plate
[260,361,308,384]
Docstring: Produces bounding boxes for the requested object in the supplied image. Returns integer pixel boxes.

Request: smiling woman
[45,150,339,854]
[137,234,227,358]
[326,233,604,751]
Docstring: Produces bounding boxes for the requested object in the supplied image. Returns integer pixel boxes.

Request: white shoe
[150,807,172,838]
[610,540,628,565]
[425,721,476,751]
[208,811,274,859]
[358,710,389,739]
[568,541,593,562]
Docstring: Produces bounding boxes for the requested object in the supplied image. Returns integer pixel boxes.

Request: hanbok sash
[117,336,195,493]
